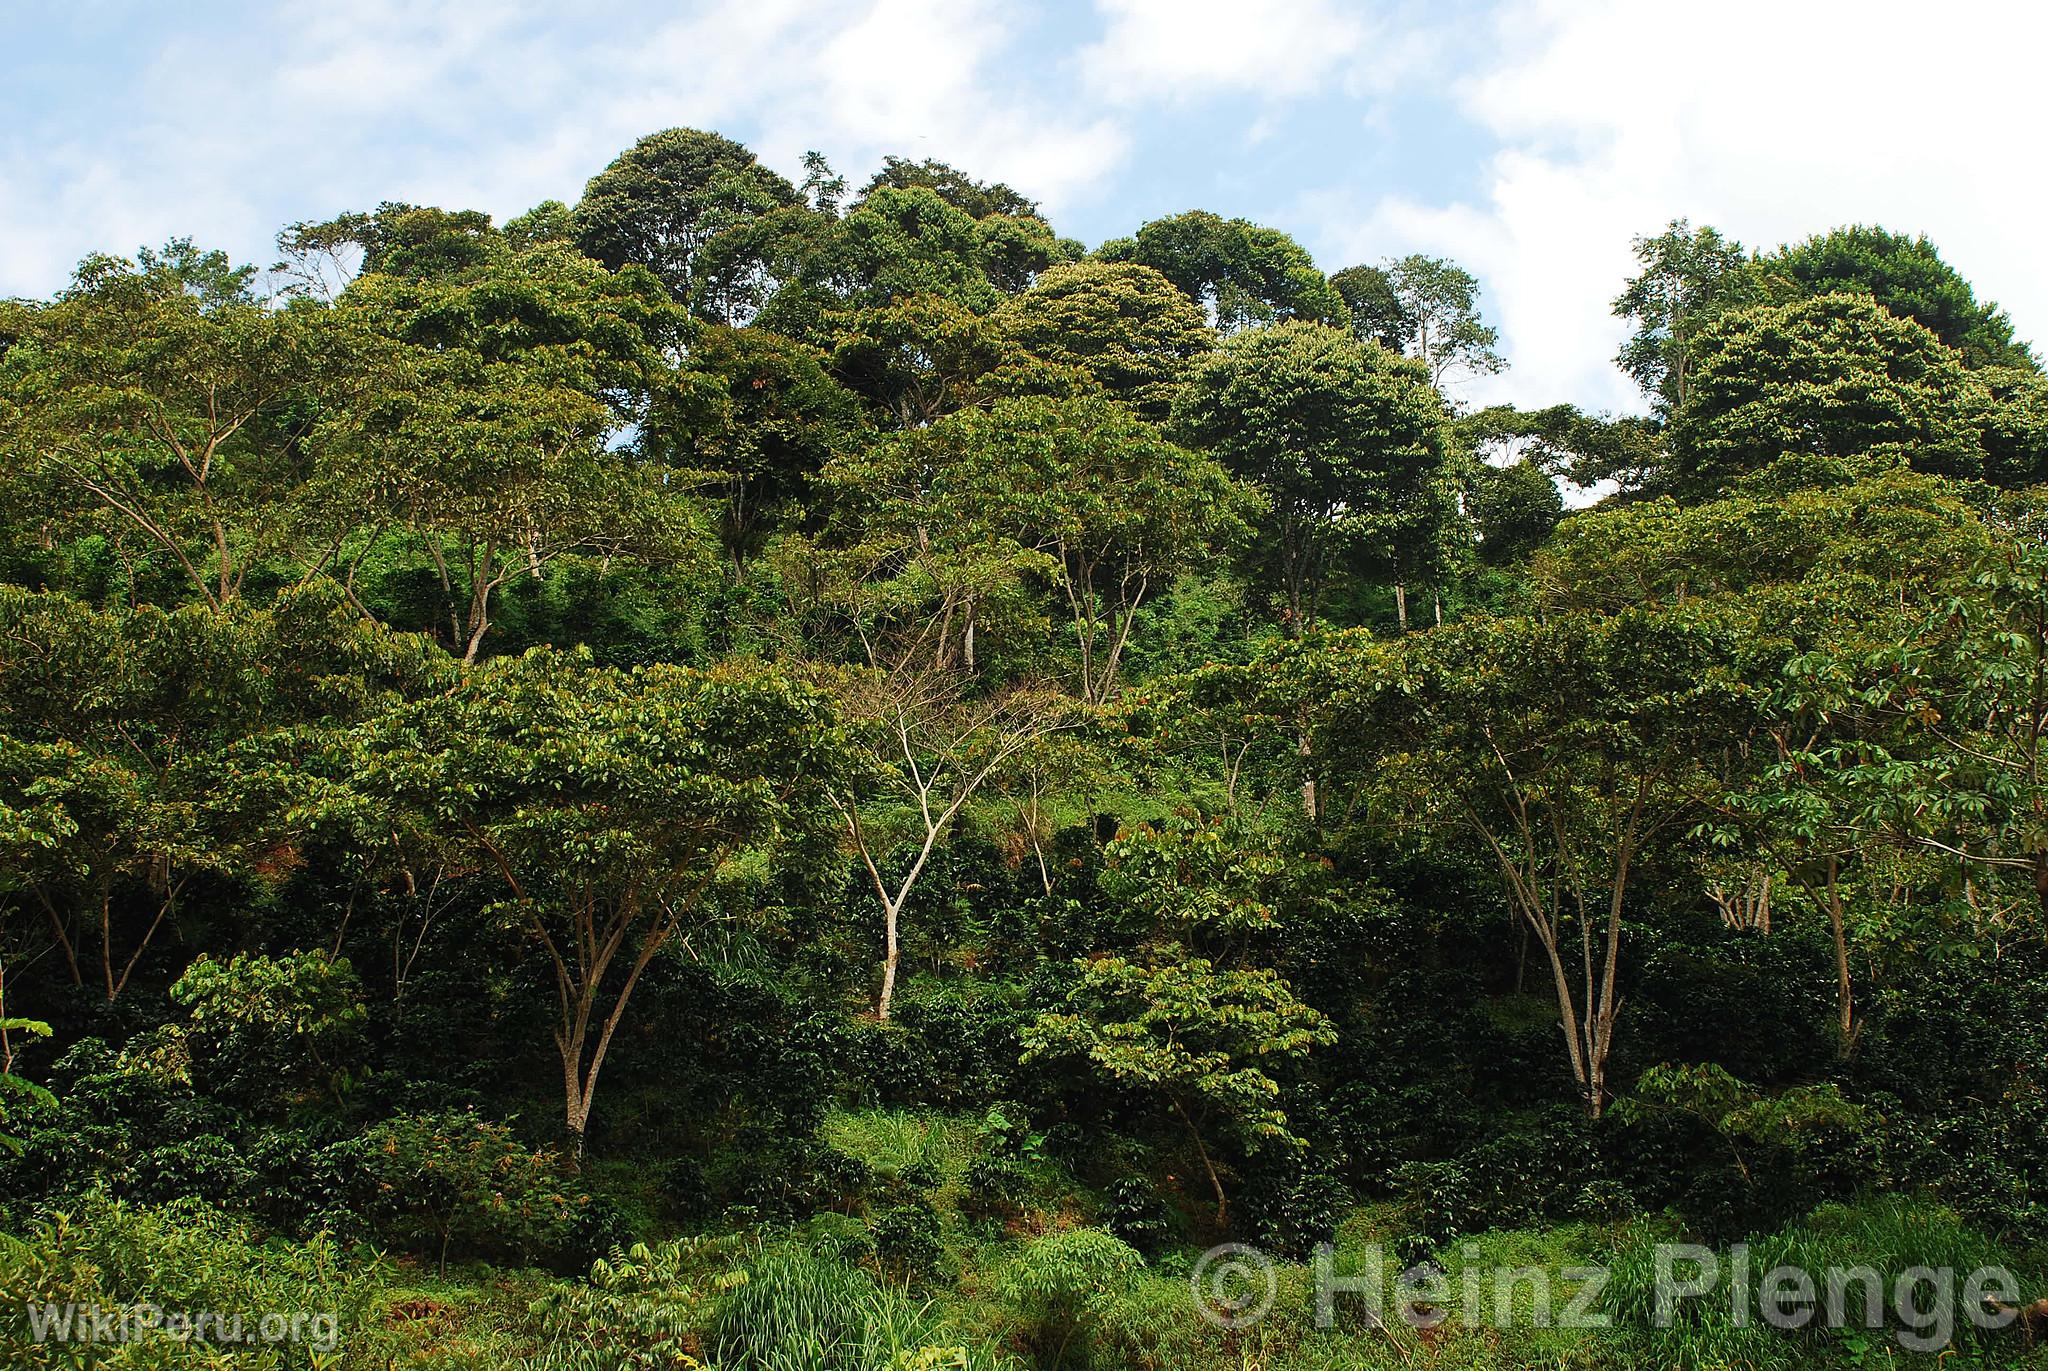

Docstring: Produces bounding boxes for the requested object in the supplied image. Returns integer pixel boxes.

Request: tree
[1021,954,1334,1222]
[0,586,446,1005]
[1331,255,1505,389]
[1767,538,2048,935]
[785,431,1088,1017]
[1172,321,1452,631]
[276,203,502,296]
[573,128,802,318]
[1613,219,1761,414]
[657,324,867,571]
[1979,364,2048,487]
[826,663,1077,1020]
[304,648,844,1151]
[1458,403,1664,494]
[1099,212,1343,334]
[1524,469,2002,1056]
[1330,264,1409,351]
[857,157,1041,222]
[133,237,257,310]
[825,293,1027,431]
[831,186,1061,311]
[1468,459,1563,566]
[1318,602,1772,1116]
[1765,225,2035,371]
[999,261,1215,419]
[849,393,1255,703]
[335,244,702,661]
[1669,293,1990,497]
[0,255,377,610]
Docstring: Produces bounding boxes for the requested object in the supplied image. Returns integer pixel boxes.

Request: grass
[6,1165,2046,1370]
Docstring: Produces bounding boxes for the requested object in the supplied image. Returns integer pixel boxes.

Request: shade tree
[998,261,1215,420]
[293,647,843,1152]
[1099,211,1343,335]
[1314,602,1776,1116]
[1172,321,1453,632]
[1613,219,1763,415]
[333,244,703,661]
[1764,225,2035,372]
[1329,254,1506,390]
[845,393,1256,704]
[573,127,804,320]
[0,254,380,611]
[1668,293,1990,498]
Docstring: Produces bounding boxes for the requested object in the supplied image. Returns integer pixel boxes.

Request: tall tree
[856,156,1042,221]
[840,392,1256,703]
[1172,321,1452,632]
[573,128,802,320]
[1669,293,1990,497]
[999,261,1215,419]
[0,254,376,610]
[299,648,842,1153]
[1765,225,2036,371]
[655,324,867,572]
[335,245,702,660]
[1331,255,1506,390]
[1613,219,1761,415]
[0,586,446,1004]
[1317,602,1772,1116]
[1099,212,1343,334]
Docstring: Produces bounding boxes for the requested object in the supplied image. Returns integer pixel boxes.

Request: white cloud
[1080,0,1377,103]
[1313,0,2048,414]
[0,0,1132,300]
[619,0,1131,214]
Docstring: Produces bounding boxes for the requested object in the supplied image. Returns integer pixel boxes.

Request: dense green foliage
[2,129,2046,1370]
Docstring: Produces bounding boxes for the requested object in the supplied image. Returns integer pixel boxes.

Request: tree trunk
[1173,1097,1228,1225]
[1298,730,1317,820]
[877,899,901,1021]
[560,1036,590,1160]
[1824,858,1856,1056]
[1394,581,1409,633]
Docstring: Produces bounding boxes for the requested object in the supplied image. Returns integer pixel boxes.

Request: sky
[3,0,2043,416]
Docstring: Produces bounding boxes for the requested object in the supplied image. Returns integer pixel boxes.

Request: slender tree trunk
[1298,731,1317,820]
[1173,1096,1228,1225]
[1394,581,1409,633]
[878,897,901,1021]
[1823,858,1855,1055]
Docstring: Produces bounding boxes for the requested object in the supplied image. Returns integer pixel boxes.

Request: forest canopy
[2,135,2047,1371]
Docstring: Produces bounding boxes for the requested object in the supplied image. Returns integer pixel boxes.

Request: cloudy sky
[3,0,2040,414]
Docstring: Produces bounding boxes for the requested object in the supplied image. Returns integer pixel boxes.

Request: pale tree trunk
[878,895,902,1021]
[1476,800,1643,1119]
[1799,857,1857,1057]
[1394,582,1409,633]
[1298,731,1317,821]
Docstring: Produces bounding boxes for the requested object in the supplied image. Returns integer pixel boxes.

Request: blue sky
[4,0,2042,414]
